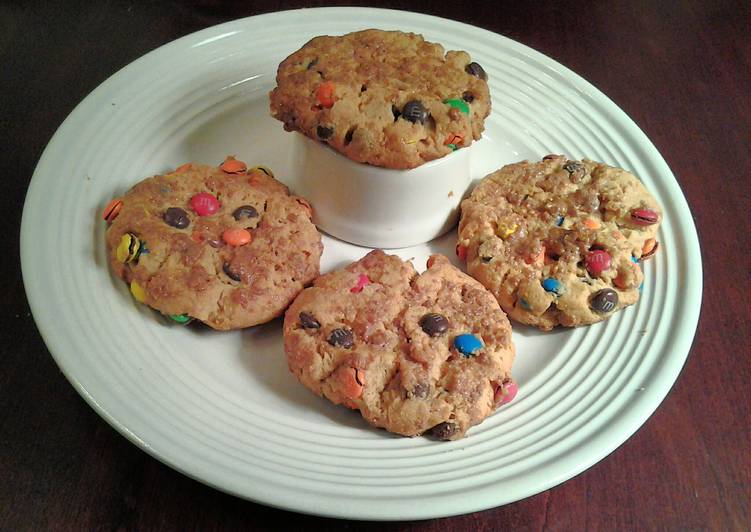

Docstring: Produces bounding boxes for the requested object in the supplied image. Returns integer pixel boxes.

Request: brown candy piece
[429,421,458,440]
[590,288,618,313]
[223,262,242,282]
[232,205,258,220]
[419,313,449,337]
[465,61,487,81]
[299,312,320,330]
[328,328,354,348]
[163,207,190,229]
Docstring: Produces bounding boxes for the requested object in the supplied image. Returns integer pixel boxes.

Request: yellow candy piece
[497,223,517,240]
[130,281,147,303]
[116,233,141,263]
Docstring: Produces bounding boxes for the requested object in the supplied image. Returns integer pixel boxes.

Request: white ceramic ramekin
[288,134,471,248]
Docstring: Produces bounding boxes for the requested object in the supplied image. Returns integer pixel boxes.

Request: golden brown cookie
[458,156,662,330]
[103,158,322,330]
[283,250,516,440]
[269,29,491,169]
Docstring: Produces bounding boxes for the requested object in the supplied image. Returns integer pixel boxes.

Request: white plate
[21,8,701,520]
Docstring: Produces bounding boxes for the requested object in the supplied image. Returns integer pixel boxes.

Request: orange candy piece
[220,158,247,174]
[641,238,659,260]
[175,162,192,173]
[341,367,365,400]
[445,133,464,146]
[102,199,123,222]
[222,228,252,247]
[583,218,601,230]
[315,81,336,108]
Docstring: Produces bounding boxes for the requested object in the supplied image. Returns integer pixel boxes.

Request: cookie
[283,250,516,440]
[457,155,662,330]
[103,157,323,330]
[269,29,491,169]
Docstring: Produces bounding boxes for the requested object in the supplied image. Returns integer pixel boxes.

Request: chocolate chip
[163,207,190,229]
[402,100,429,124]
[419,313,449,337]
[481,256,493,263]
[207,238,223,248]
[429,421,458,440]
[316,125,334,139]
[465,61,488,81]
[461,91,475,103]
[590,288,618,313]
[232,205,258,220]
[327,328,353,348]
[299,312,320,330]
[223,262,242,282]
[306,58,318,70]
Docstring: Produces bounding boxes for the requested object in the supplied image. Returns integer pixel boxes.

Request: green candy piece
[443,98,470,115]
[169,314,192,324]
[448,143,458,151]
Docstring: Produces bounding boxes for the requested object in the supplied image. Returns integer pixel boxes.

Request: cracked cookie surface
[458,156,662,330]
[269,29,491,169]
[105,158,323,330]
[283,250,515,440]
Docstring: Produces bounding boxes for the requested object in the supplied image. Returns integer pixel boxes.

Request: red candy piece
[631,208,659,225]
[316,81,336,108]
[456,244,467,261]
[586,249,612,276]
[350,273,371,293]
[190,192,220,216]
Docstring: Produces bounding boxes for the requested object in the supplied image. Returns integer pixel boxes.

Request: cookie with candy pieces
[283,250,516,441]
[457,155,662,330]
[103,157,323,330]
[269,29,491,169]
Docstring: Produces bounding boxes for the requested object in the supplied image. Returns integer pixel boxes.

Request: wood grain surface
[2,1,749,530]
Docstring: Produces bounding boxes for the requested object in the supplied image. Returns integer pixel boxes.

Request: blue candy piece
[519,298,531,310]
[542,277,565,295]
[454,333,483,357]
[555,215,565,226]
[631,255,639,263]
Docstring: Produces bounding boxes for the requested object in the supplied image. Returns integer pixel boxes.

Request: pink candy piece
[586,249,612,276]
[190,192,220,216]
[350,273,371,293]
[494,381,518,406]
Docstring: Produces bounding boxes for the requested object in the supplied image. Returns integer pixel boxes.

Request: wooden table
[3,1,749,529]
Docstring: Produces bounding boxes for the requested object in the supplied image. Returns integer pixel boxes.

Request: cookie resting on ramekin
[269,29,491,169]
